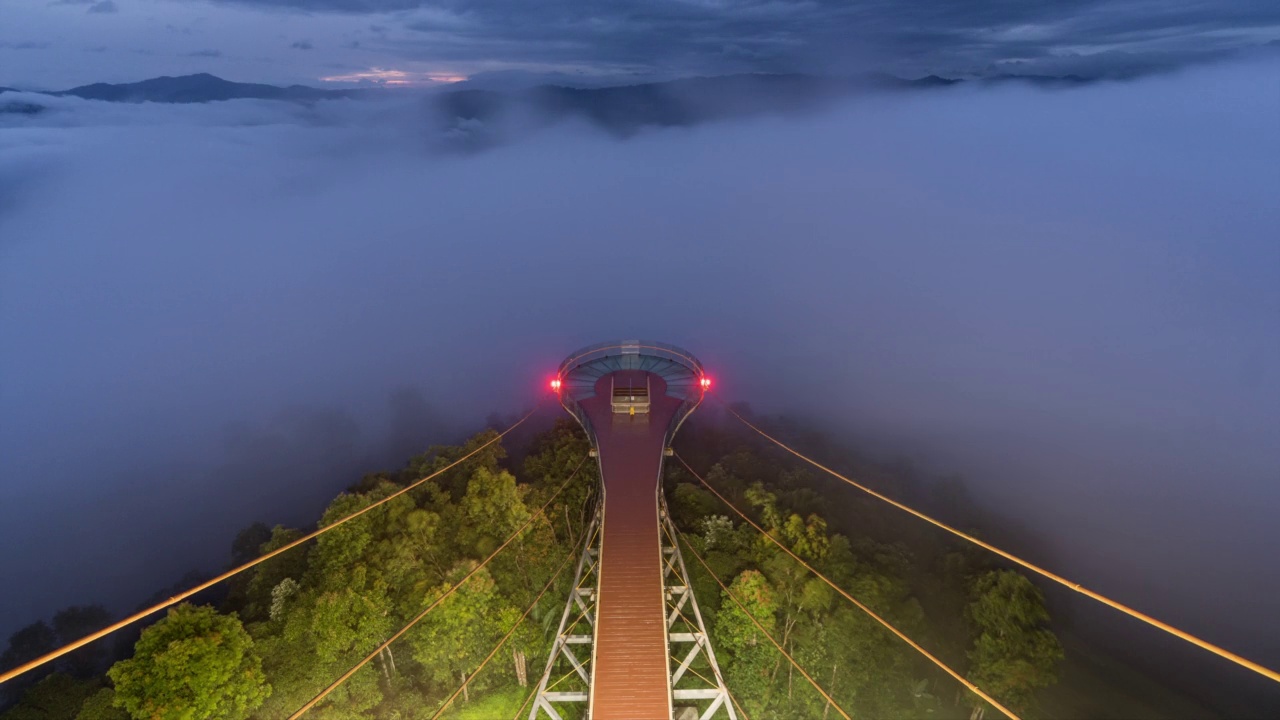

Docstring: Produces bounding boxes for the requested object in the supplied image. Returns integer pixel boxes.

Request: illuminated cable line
[715,396,1280,685]
[675,524,852,720]
[0,403,546,688]
[289,456,588,719]
[428,536,580,720]
[675,453,1020,720]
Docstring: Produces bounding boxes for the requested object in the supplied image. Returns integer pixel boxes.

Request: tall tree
[966,570,1063,716]
[108,605,269,720]
[0,622,56,706]
[255,564,392,719]
[240,526,309,623]
[74,689,127,720]
[51,607,111,678]
[0,674,98,720]
[522,418,598,550]
[457,467,530,557]
[407,562,519,691]
[712,570,779,713]
[303,479,445,617]
[0,623,55,673]
[406,430,507,499]
[229,523,273,566]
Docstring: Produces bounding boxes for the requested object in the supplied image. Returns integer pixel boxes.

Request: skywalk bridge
[529,341,732,720]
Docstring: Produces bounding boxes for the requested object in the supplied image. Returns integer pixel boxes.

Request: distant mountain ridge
[2,72,961,124]
[53,73,361,103]
[1,71,1102,137]
[0,73,363,104]
[0,70,1091,106]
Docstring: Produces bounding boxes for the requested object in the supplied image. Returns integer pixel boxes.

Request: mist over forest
[2,53,1279,718]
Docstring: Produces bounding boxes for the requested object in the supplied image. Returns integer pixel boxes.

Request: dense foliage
[666,418,1063,719]
[108,605,269,720]
[1,414,1062,719]
[2,419,595,720]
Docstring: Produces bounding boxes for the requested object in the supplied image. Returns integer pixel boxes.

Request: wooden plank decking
[578,370,678,720]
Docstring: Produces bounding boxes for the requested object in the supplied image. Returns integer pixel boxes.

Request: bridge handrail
[558,340,704,377]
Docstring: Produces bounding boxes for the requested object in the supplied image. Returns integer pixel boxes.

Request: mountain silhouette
[53,73,360,103]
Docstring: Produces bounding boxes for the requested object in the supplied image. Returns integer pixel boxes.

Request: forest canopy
[1,415,1061,719]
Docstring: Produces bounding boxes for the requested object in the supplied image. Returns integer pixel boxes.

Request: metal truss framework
[528,497,738,720]
[660,496,738,720]
[529,504,602,720]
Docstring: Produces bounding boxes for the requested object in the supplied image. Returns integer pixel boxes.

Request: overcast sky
[2,0,1279,89]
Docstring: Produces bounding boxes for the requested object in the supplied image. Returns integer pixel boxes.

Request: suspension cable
[716,397,1280,684]
[675,453,1020,719]
[289,455,587,718]
[429,533,581,719]
[0,403,545,687]
[675,524,852,720]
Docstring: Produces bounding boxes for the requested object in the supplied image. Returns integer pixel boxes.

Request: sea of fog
[1,60,1277,707]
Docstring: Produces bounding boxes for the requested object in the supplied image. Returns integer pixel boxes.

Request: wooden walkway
[578,370,678,720]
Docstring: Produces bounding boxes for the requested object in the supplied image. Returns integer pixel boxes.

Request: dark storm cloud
[291,39,314,50]
[207,0,1280,75]
[87,0,119,13]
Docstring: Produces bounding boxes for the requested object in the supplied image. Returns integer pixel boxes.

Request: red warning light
[550,378,562,392]
[700,376,711,391]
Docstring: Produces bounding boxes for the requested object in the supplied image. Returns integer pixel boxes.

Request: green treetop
[107,604,269,720]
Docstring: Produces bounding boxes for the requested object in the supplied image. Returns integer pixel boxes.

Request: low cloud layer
[1,60,1278,706]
